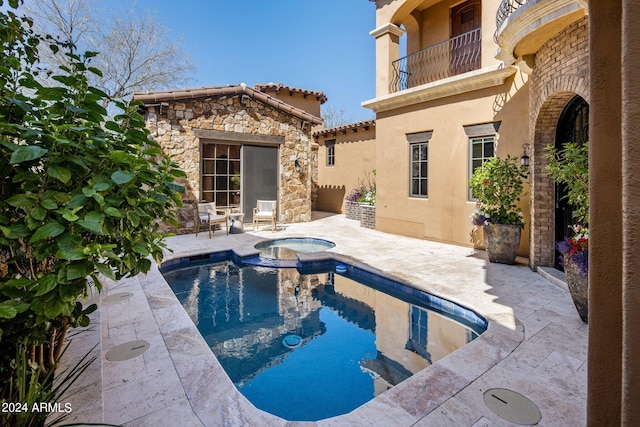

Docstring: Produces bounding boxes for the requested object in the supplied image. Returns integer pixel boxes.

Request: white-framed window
[469,135,495,200]
[326,139,335,166]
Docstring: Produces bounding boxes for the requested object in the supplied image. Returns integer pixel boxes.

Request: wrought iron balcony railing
[390,28,481,93]
[494,0,529,42]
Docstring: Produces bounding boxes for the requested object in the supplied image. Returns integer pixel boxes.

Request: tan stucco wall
[417,1,451,49]
[315,127,376,213]
[588,1,624,424]
[621,1,640,421]
[374,76,530,254]
[257,89,323,118]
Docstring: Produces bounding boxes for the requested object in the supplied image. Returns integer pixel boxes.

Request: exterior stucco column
[370,23,405,97]
[622,0,640,423]
[588,1,623,425]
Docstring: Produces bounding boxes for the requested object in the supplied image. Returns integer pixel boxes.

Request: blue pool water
[162,258,486,421]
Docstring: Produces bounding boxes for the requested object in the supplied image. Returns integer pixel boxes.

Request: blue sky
[138,0,377,122]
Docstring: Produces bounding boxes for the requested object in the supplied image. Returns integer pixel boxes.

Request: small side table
[229,212,245,234]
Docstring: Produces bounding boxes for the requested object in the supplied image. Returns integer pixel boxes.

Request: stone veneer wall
[528,16,589,267]
[143,97,315,234]
[311,143,319,210]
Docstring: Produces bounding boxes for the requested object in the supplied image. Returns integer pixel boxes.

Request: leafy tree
[23,0,196,100]
[321,104,353,129]
[0,0,185,381]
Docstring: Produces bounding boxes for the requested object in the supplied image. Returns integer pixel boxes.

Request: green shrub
[0,0,185,380]
[469,155,528,226]
[545,141,589,224]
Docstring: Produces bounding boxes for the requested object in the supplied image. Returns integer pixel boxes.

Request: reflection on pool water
[162,259,485,422]
[254,237,336,259]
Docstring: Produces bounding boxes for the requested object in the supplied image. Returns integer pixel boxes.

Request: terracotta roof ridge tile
[254,82,328,104]
[313,119,376,137]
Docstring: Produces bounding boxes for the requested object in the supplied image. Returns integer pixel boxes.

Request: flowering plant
[557,224,588,277]
[470,208,489,226]
[346,170,376,206]
[345,187,376,205]
[345,187,363,203]
[469,155,528,226]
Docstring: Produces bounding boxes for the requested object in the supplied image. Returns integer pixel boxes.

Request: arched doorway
[554,95,589,268]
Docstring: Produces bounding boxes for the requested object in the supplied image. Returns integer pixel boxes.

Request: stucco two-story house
[340,0,531,258]
[317,0,590,268]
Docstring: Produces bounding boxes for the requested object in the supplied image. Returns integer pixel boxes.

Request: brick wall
[529,17,589,267]
[359,204,376,229]
[344,201,360,221]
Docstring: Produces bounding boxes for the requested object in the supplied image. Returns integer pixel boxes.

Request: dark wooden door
[554,95,589,269]
[450,0,481,75]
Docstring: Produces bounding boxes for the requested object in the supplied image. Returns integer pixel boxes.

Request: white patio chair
[194,202,228,238]
[252,200,277,232]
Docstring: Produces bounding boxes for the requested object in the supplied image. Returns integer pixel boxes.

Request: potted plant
[344,187,363,220]
[469,155,528,264]
[545,141,589,322]
[344,170,376,222]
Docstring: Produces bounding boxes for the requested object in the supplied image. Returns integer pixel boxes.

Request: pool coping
[136,246,524,426]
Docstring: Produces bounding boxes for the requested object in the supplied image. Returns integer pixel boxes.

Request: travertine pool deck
[60,213,587,426]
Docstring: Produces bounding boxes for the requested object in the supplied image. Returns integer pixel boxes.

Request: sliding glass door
[201,142,278,221]
[242,145,278,222]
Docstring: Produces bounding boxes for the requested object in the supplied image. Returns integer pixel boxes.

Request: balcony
[390,28,481,93]
[495,0,527,42]
[494,0,587,70]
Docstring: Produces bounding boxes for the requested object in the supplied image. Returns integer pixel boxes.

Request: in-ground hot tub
[254,237,336,259]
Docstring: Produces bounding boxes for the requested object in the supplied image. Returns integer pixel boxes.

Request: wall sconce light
[520,143,530,167]
[294,159,301,173]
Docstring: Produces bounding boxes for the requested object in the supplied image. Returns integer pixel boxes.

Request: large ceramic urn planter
[563,256,588,323]
[484,223,522,265]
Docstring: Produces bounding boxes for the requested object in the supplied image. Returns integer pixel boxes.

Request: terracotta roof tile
[254,83,328,104]
[313,119,376,138]
[132,83,323,125]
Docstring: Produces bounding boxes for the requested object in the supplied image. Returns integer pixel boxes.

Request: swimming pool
[161,256,486,421]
